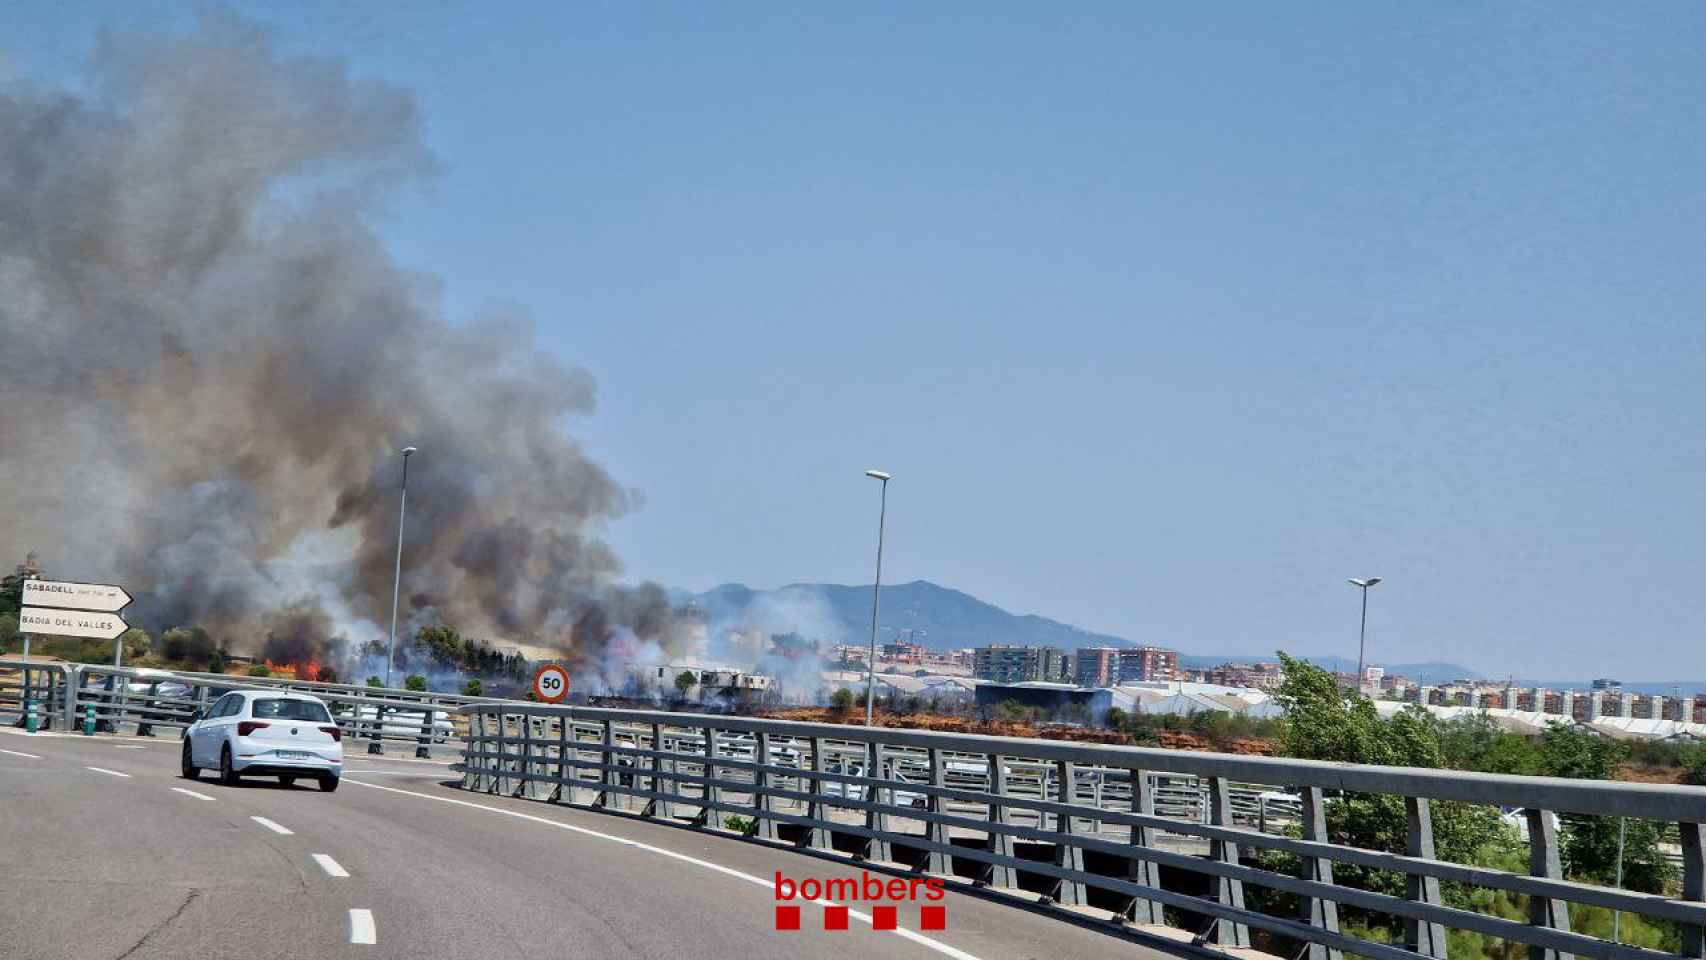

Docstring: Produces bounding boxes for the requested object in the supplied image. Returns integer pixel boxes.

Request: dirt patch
[1616,762,1686,785]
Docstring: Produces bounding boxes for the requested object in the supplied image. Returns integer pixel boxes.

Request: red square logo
[824,905,849,930]
[872,905,897,930]
[775,905,800,930]
[920,905,946,930]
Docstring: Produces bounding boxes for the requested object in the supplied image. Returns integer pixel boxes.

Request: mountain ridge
[678,580,1483,681]
[681,579,1129,652]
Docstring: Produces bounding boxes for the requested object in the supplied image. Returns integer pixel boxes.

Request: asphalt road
[0,727,1176,960]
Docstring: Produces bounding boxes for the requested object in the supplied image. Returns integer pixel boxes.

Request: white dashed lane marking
[250,816,294,836]
[0,748,41,759]
[313,854,350,878]
[171,787,216,801]
[349,909,376,944]
[85,766,131,778]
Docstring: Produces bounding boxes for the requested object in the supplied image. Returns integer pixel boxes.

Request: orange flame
[262,658,320,681]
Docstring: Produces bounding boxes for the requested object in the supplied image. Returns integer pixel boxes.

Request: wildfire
[263,657,321,681]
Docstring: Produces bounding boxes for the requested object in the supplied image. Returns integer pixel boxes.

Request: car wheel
[279,775,297,788]
[220,744,240,785]
[180,741,199,780]
[317,774,340,793]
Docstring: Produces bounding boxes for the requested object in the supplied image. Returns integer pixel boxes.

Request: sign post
[18,579,133,733]
[531,664,571,704]
[17,608,129,641]
[18,631,31,726]
[22,580,132,612]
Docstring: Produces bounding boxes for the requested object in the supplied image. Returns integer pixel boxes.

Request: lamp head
[865,470,891,481]
[1348,577,1382,588]
[402,446,418,457]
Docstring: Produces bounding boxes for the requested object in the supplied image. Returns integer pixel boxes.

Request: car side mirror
[189,709,204,723]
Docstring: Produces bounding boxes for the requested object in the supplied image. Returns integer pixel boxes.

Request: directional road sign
[532,663,570,704]
[22,579,133,613]
[20,607,129,641]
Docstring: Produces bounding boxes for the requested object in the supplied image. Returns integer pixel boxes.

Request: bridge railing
[0,658,489,756]
[0,660,75,729]
[456,702,1706,960]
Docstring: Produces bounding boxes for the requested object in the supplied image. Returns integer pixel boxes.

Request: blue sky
[12,3,1706,678]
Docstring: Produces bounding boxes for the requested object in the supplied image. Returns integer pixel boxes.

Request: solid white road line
[250,816,294,836]
[171,787,216,801]
[85,766,131,778]
[0,748,42,759]
[342,779,981,960]
[349,908,376,944]
[313,854,350,878]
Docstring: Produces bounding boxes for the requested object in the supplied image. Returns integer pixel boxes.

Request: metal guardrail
[0,660,74,730]
[457,703,1706,960]
[0,658,492,757]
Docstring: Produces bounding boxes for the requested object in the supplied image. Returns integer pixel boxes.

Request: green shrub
[246,664,271,677]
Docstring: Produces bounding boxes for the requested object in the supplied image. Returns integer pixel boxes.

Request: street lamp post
[385,446,418,690]
[1348,577,1382,694]
[863,470,891,726]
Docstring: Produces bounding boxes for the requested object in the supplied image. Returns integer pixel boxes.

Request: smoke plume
[0,14,691,670]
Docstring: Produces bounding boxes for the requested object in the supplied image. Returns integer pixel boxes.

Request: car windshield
[251,699,331,723]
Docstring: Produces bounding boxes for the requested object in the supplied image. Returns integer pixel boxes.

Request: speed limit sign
[531,663,571,703]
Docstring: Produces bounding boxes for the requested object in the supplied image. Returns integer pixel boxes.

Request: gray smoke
[0,13,691,669]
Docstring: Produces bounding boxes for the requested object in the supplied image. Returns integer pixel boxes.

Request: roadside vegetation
[1254,653,1683,957]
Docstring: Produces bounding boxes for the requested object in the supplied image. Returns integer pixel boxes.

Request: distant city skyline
[12,3,1705,677]
[691,577,1701,687]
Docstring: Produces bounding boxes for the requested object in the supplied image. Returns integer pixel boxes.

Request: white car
[183,690,343,791]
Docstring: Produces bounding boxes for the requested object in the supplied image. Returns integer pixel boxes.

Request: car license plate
[277,751,314,760]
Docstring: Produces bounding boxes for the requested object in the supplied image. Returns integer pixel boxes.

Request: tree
[121,628,151,662]
[208,649,227,674]
[1536,723,1671,892]
[674,671,698,698]
[463,678,482,697]
[0,557,35,618]
[404,674,427,692]
[1683,743,1706,787]
[416,624,464,667]
[1436,713,1543,776]
[159,627,214,664]
[1274,652,1398,764]
[1270,653,1518,906]
[366,676,382,688]
[247,664,271,677]
[829,687,855,715]
[316,666,338,684]
[1103,706,1128,730]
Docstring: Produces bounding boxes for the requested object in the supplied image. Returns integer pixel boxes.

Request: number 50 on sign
[531,664,570,703]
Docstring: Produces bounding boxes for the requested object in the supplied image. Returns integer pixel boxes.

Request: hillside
[685,580,1130,652]
[682,581,1486,681]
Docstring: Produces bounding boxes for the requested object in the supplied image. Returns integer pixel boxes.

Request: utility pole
[863,470,891,725]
